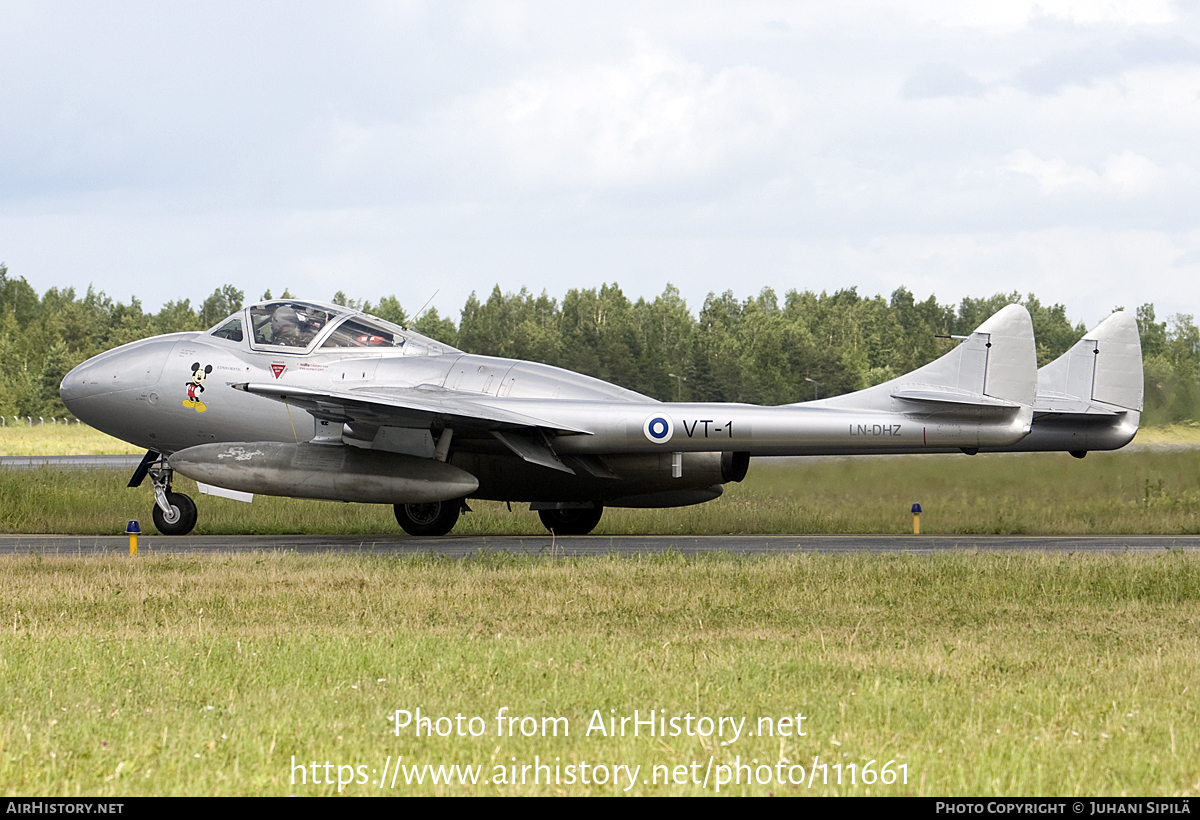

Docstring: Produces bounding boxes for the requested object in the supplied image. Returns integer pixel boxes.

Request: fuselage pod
[169,442,479,504]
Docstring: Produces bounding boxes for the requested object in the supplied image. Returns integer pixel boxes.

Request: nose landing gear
[153,490,198,536]
[132,451,198,536]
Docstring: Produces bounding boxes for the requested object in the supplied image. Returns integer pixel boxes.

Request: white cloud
[1028,0,1176,26]
[1001,149,1171,195]
[901,63,989,99]
[421,43,795,188]
[851,0,1178,31]
[1102,150,1168,193]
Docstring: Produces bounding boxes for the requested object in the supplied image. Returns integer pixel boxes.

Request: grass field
[0,424,144,457]
[1,551,1197,796]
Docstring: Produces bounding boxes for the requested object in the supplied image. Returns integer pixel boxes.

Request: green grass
[1129,422,1200,446]
[0,424,144,457]
[1,551,1198,796]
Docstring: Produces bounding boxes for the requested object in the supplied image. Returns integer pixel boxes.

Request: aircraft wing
[233,382,594,435]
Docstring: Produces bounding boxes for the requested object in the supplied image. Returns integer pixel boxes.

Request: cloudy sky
[2,0,1199,328]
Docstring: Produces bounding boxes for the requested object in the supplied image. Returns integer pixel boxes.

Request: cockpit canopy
[207,300,456,356]
[249,301,340,349]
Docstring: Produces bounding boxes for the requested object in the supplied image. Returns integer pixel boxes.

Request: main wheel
[538,504,603,536]
[394,500,461,536]
[152,492,198,536]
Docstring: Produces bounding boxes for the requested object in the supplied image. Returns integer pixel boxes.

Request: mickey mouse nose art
[184,362,213,413]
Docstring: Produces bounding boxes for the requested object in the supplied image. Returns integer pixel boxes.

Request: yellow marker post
[126,520,141,556]
[911,503,922,534]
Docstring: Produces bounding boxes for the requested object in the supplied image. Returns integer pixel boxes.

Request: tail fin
[985,311,1142,454]
[815,303,1037,413]
[1035,311,1143,414]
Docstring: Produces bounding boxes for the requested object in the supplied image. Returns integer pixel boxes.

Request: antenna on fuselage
[406,289,439,330]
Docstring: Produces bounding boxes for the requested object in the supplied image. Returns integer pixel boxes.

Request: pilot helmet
[270,306,301,340]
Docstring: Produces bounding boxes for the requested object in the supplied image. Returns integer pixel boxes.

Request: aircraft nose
[59,336,176,423]
[59,363,88,407]
[59,352,128,409]
[59,354,125,424]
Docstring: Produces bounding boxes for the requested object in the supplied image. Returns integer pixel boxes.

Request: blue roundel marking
[643,414,673,444]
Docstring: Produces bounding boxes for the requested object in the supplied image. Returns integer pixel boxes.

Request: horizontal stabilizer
[1032,398,1119,416]
[890,388,1023,409]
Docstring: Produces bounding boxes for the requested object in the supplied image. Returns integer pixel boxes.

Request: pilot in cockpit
[269,305,303,345]
[265,305,326,347]
[249,302,334,348]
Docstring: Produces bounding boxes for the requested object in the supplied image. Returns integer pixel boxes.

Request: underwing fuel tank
[169,442,479,504]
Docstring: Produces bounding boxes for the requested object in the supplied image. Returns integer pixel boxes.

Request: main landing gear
[537,503,603,536]
[394,499,466,537]
[131,451,198,536]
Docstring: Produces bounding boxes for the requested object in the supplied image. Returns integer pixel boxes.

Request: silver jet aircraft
[59,299,1143,536]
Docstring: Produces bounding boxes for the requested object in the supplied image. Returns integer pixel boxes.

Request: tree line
[2,263,1197,426]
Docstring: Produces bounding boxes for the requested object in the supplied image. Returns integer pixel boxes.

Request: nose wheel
[144,455,198,535]
[152,491,198,536]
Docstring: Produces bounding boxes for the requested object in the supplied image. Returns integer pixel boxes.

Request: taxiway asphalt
[1,533,1198,556]
[0,455,144,469]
